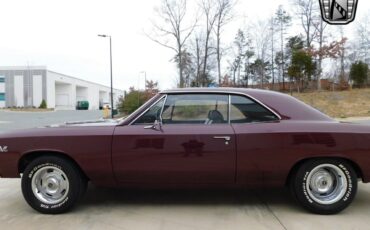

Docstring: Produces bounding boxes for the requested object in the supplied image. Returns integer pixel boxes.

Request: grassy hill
[292,88,370,118]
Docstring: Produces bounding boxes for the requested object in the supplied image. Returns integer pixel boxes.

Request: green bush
[350,61,369,87]
[39,99,47,109]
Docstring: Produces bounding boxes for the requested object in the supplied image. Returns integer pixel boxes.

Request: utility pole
[270,18,275,90]
[140,71,147,91]
[281,18,285,91]
[98,34,114,118]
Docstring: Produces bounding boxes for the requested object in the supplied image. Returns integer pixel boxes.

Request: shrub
[350,61,368,87]
[39,100,47,109]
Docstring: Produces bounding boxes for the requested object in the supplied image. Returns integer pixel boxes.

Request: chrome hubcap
[306,164,347,205]
[31,166,69,204]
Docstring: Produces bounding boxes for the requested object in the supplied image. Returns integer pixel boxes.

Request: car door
[229,94,284,186]
[112,93,236,184]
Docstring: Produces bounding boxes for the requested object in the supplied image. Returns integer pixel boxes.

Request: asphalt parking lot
[1,110,370,230]
[0,110,103,132]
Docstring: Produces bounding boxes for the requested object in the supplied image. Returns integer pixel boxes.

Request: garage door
[56,94,69,106]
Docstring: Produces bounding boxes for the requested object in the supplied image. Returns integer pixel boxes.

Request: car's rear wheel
[290,159,357,214]
[21,156,87,214]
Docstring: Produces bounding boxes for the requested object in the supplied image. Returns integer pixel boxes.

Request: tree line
[146,0,370,91]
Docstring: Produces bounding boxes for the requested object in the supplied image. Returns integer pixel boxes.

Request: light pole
[98,34,114,118]
[137,71,147,107]
[139,71,147,90]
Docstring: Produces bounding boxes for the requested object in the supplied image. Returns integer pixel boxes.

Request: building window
[0,93,5,101]
[0,77,4,83]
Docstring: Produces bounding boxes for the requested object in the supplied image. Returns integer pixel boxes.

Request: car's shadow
[76,183,303,212]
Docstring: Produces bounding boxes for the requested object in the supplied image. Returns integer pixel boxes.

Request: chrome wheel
[31,166,69,205]
[306,164,347,205]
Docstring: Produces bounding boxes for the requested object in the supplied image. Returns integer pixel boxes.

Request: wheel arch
[285,157,363,186]
[18,150,89,180]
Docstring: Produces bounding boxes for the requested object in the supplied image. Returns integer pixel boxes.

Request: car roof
[161,87,276,95]
[160,87,333,121]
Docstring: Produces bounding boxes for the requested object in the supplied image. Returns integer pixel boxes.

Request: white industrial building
[0,66,124,110]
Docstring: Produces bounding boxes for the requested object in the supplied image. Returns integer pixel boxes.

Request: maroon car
[1,88,370,214]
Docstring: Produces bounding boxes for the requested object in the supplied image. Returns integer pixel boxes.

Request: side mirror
[144,119,162,131]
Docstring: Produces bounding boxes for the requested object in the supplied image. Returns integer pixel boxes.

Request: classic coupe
[0,88,369,214]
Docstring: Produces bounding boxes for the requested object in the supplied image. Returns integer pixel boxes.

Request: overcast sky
[0,0,368,91]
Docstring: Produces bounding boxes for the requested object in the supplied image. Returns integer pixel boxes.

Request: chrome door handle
[213,136,231,141]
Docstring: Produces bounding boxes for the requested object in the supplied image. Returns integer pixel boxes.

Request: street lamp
[98,34,114,118]
[137,71,147,107]
[139,71,147,90]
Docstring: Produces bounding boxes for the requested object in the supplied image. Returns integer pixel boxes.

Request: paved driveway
[1,179,370,230]
[1,111,370,229]
[355,120,370,125]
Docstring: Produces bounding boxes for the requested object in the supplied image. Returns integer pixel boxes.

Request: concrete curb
[336,117,370,122]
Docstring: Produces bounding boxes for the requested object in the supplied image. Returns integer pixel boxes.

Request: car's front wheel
[21,156,87,214]
[290,159,357,214]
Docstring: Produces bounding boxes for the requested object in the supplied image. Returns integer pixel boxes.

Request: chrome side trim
[128,95,167,125]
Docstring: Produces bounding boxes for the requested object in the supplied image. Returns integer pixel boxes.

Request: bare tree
[274,5,291,90]
[355,13,370,65]
[243,50,254,87]
[145,80,160,96]
[308,37,348,86]
[233,29,246,85]
[147,0,197,87]
[200,0,219,86]
[313,15,328,89]
[193,36,203,86]
[252,20,271,61]
[173,49,193,87]
[269,17,276,89]
[229,28,254,87]
[292,0,318,48]
[251,20,271,88]
[227,59,238,86]
[213,0,235,85]
[188,33,206,86]
[251,59,270,88]
[338,27,346,81]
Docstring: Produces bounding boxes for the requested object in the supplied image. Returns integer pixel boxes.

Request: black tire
[21,156,87,214]
[290,159,357,214]
[78,175,88,201]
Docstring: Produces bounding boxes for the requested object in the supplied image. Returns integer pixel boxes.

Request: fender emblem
[0,146,8,152]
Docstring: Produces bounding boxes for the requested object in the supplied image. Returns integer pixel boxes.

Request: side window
[133,97,165,124]
[230,95,278,123]
[162,94,228,125]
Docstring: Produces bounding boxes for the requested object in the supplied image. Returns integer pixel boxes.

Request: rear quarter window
[230,95,278,123]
